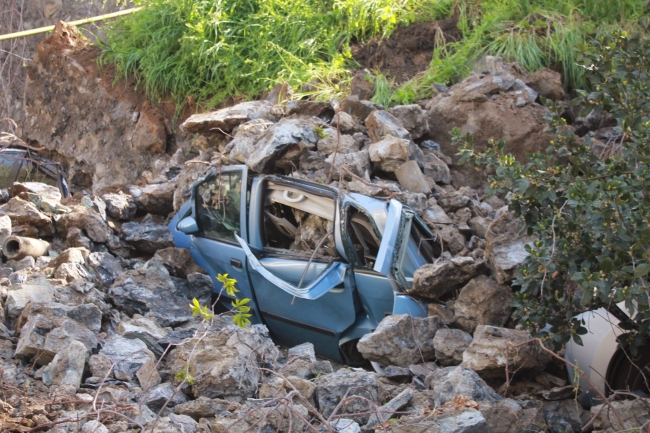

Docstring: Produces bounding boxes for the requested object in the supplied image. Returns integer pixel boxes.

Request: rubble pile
[0,36,638,432]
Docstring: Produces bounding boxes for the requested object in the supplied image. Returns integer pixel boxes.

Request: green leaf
[600,257,614,273]
[634,263,650,278]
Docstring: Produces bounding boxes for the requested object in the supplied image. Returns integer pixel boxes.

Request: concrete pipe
[2,235,50,260]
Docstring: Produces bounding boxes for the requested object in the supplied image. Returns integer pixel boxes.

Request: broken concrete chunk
[484,212,536,284]
[433,328,472,366]
[365,110,411,142]
[453,275,513,333]
[181,100,283,134]
[357,314,444,367]
[395,160,432,194]
[461,325,551,379]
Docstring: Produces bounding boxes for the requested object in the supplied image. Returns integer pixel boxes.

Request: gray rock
[357,314,444,367]
[168,413,199,433]
[244,117,320,173]
[49,247,90,269]
[89,354,113,379]
[339,95,381,121]
[324,149,371,179]
[437,409,487,433]
[478,399,522,433]
[54,205,112,243]
[452,75,502,103]
[365,110,411,142]
[85,252,123,287]
[116,316,167,356]
[453,275,513,333]
[81,420,108,433]
[461,325,551,379]
[485,212,535,284]
[366,388,414,430]
[433,329,472,366]
[383,366,412,383]
[422,153,452,185]
[409,258,486,300]
[316,369,386,425]
[173,396,232,420]
[144,382,189,412]
[332,419,361,433]
[6,282,54,318]
[389,104,429,140]
[437,190,472,213]
[428,303,455,325]
[169,325,279,400]
[284,100,332,118]
[429,366,501,407]
[395,160,431,194]
[331,111,365,134]
[468,216,491,238]
[121,221,174,254]
[423,204,453,225]
[152,247,202,278]
[186,273,213,305]
[102,192,137,220]
[317,130,359,155]
[42,340,88,388]
[130,182,175,216]
[54,262,94,283]
[368,136,412,172]
[0,215,11,249]
[99,335,156,381]
[182,100,283,133]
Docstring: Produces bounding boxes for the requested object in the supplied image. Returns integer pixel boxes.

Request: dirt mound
[351,19,461,84]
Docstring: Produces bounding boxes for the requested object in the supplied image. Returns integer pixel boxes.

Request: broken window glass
[196,171,242,241]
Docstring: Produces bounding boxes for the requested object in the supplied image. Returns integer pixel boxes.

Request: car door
[234,176,360,363]
[180,165,262,323]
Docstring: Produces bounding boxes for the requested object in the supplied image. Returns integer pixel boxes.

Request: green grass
[100,0,445,109]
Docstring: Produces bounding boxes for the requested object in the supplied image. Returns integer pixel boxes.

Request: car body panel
[169,165,439,364]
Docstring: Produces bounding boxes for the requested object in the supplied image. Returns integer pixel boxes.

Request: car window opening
[347,208,381,269]
[196,171,242,241]
[263,182,339,260]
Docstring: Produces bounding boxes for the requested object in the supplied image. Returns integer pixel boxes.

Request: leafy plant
[453,31,650,354]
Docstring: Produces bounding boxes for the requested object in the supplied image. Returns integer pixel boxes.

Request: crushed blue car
[169,165,440,365]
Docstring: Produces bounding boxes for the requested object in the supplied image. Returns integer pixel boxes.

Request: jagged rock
[389,104,429,140]
[520,400,589,433]
[120,221,174,254]
[332,419,361,433]
[339,95,381,121]
[152,247,202,278]
[42,340,88,388]
[11,182,61,202]
[54,205,112,243]
[524,68,565,101]
[0,197,53,236]
[485,212,535,284]
[89,354,113,379]
[423,203,453,225]
[6,282,54,318]
[144,382,189,411]
[433,328,472,366]
[365,388,414,430]
[102,192,137,220]
[8,256,36,272]
[365,110,410,142]
[478,399,523,433]
[350,70,375,100]
[453,276,513,333]
[368,136,411,172]
[316,370,386,425]
[50,247,90,269]
[85,252,123,287]
[240,117,320,173]
[429,366,501,407]
[16,312,99,365]
[130,182,175,216]
[409,257,486,299]
[108,261,191,327]
[428,303,455,325]
[81,421,108,433]
[438,190,472,213]
[461,326,551,379]
[436,409,488,433]
[324,149,371,179]
[422,153,452,185]
[66,227,93,250]
[468,216,491,238]
[395,161,431,194]
[170,325,279,400]
[331,111,365,134]
[186,273,214,305]
[99,335,156,381]
[115,316,167,356]
[285,100,332,118]
[136,358,161,389]
[357,314,444,367]
[317,130,359,155]
[211,400,307,433]
[182,100,282,133]
[384,366,413,383]
[55,263,94,283]
[0,215,11,248]
[452,75,503,103]
[173,396,232,420]
[17,302,102,333]
[286,375,317,400]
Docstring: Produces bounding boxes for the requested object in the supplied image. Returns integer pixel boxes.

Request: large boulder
[484,212,535,284]
[152,247,202,278]
[130,182,175,216]
[0,197,53,236]
[99,335,156,381]
[433,328,472,366]
[181,100,283,134]
[389,104,429,140]
[461,325,551,379]
[6,281,54,318]
[357,314,444,367]
[316,131,359,155]
[169,325,278,400]
[115,316,167,356]
[453,275,513,333]
[42,339,88,388]
[120,221,174,254]
[324,149,371,179]
[428,366,501,407]
[85,252,123,287]
[368,136,411,172]
[365,110,410,142]
[316,370,386,425]
[54,205,112,243]
[409,257,487,299]
[102,192,138,220]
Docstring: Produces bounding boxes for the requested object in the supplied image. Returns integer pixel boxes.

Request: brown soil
[351,19,461,84]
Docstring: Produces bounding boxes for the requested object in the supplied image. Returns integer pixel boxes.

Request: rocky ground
[0,21,648,433]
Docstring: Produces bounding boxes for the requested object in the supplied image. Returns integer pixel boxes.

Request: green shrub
[453,32,650,354]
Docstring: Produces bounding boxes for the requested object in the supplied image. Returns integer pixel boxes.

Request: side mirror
[177,216,198,234]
